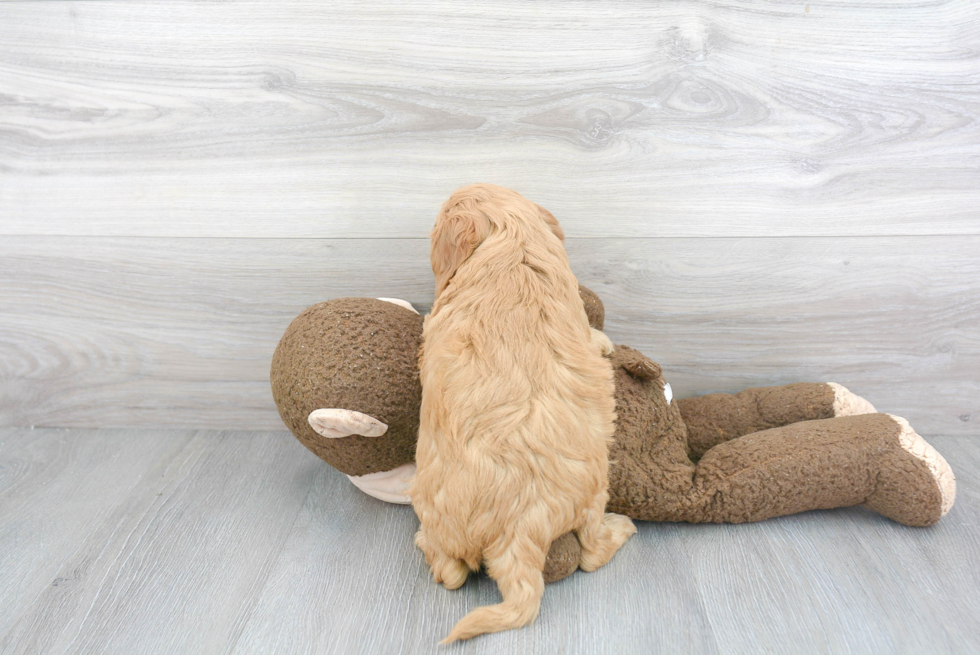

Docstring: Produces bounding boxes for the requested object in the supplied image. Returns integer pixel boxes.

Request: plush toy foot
[863,415,956,526]
[827,382,877,416]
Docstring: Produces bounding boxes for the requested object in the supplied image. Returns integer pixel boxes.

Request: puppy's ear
[431,205,492,298]
[536,204,564,243]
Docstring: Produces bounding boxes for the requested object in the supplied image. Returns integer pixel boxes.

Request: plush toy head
[270,297,423,479]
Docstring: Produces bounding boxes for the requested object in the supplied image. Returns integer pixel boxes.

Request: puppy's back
[411,184,623,642]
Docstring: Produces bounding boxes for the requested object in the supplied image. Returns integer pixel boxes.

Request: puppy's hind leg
[575,492,636,572]
[415,528,470,590]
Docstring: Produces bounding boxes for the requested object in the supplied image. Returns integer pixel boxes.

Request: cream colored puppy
[409,184,636,643]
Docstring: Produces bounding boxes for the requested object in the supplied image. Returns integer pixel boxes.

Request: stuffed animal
[270,289,956,581]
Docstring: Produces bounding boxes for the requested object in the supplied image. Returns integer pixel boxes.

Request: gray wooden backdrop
[1,0,978,435]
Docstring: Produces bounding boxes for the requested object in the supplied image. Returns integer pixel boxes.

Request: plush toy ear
[621,352,662,381]
[536,204,565,243]
[308,409,388,438]
[430,202,492,299]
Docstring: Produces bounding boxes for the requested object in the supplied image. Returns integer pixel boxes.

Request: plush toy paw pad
[890,415,956,517]
[827,382,877,416]
[863,415,956,526]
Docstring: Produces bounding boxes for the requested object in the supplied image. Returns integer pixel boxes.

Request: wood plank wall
[1,1,978,435]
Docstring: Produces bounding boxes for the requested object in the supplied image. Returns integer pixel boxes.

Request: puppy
[409,184,636,643]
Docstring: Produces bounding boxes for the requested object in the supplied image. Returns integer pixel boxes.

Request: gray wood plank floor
[2,428,977,654]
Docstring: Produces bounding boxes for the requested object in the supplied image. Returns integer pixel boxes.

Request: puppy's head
[430,184,564,298]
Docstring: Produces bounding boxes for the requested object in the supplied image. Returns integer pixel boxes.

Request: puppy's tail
[441,542,546,644]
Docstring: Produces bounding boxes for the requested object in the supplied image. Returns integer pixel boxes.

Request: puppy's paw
[590,328,614,357]
[434,558,470,590]
[604,512,637,548]
[417,529,470,589]
[578,512,637,572]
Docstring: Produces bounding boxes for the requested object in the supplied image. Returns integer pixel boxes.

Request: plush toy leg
[677,382,876,460]
[619,413,955,527]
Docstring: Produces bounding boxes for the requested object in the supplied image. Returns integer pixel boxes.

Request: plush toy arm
[677,382,875,460]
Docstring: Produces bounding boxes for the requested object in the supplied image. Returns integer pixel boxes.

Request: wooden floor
[1,428,978,654]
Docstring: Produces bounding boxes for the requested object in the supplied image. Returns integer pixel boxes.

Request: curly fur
[409,184,635,643]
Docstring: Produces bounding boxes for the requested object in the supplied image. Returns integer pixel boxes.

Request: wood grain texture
[0,428,192,639]
[1,235,977,435]
[1,428,977,654]
[1,0,978,238]
[0,428,318,654]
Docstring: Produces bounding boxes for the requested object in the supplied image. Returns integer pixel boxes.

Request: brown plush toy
[271,289,956,582]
